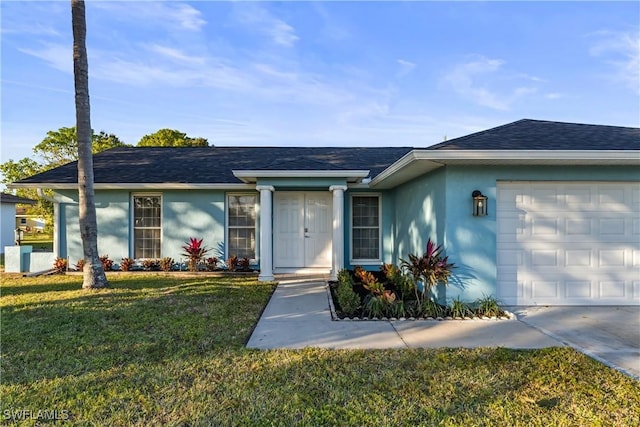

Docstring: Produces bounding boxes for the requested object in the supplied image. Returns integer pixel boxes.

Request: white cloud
[19,43,73,74]
[396,59,416,78]
[589,30,640,94]
[91,2,206,32]
[146,44,206,65]
[444,55,539,110]
[232,3,299,48]
[545,92,564,100]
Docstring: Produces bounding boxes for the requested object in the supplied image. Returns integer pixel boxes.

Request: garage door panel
[566,219,592,236]
[565,280,593,299]
[565,249,592,267]
[600,281,626,298]
[598,186,626,206]
[497,181,640,306]
[530,249,559,267]
[598,249,626,267]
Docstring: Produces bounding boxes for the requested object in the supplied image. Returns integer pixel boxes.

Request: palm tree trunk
[72,0,108,289]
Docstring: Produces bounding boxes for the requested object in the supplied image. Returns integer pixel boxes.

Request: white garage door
[497,181,640,306]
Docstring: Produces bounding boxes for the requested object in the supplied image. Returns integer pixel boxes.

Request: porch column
[330,185,348,281]
[256,185,275,282]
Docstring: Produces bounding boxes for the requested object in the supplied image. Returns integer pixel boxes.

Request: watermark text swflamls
[3,409,70,421]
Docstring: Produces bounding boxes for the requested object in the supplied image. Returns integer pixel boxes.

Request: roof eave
[7,183,257,190]
[232,169,371,183]
[370,150,640,189]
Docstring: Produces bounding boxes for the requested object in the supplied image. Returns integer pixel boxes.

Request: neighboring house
[9,119,640,306]
[0,193,36,253]
[15,208,46,234]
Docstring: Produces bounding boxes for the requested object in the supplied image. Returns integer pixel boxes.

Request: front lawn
[1,274,638,425]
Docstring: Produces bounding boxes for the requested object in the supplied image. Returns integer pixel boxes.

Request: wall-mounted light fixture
[472,190,488,216]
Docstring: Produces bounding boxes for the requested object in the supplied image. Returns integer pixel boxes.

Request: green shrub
[449,297,473,318]
[474,295,506,317]
[422,298,446,318]
[336,269,360,315]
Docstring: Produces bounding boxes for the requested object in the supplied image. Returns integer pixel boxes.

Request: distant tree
[0,127,126,225]
[34,126,127,167]
[0,159,52,227]
[72,0,108,289]
[137,128,209,147]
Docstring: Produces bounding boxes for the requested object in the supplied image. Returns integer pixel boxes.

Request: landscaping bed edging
[325,283,515,321]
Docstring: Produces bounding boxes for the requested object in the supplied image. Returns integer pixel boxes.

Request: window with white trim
[351,195,380,261]
[133,195,162,259]
[227,194,256,259]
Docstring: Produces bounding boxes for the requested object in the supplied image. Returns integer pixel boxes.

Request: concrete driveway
[512,306,640,379]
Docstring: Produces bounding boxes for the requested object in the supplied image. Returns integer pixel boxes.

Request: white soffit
[232,169,371,183]
[370,150,640,189]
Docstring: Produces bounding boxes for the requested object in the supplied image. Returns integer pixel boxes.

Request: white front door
[274,192,332,269]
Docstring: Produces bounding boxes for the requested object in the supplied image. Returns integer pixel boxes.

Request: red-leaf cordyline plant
[181,237,210,271]
[400,238,455,302]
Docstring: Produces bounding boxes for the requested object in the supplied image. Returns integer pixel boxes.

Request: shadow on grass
[1,277,275,385]
[0,273,247,296]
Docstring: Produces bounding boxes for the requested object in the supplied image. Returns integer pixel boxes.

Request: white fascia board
[369,151,444,188]
[410,150,640,161]
[232,169,371,183]
[370,150,640,189]
[7,183,256,190]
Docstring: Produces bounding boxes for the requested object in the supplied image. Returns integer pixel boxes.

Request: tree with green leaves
[0,127,126,232]
[0,158,53,228]
[137,128,209,147]
[34,126,127,167]
[72,0,108,289]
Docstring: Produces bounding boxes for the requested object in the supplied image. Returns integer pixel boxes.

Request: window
[351,195,380,261]
[133,195,161,259]
[228,194,256,259]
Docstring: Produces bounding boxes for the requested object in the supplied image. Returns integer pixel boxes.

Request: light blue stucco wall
[53,165,637,285]
[392,167,447,264]
[437,165,639,303]
[58,190,135,263]
[1,203,17,253]
[56,189,230,265]
[162,190,227,261]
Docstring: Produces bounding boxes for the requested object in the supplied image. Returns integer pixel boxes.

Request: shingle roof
[14,120,639,186]
[428,119,640,150]
[15,147,414,185]
[0,193,36,204]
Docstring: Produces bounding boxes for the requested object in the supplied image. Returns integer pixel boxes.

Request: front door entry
[274,192,332,268]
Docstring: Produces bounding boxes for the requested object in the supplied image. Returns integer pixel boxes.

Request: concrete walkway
[247,280,561,350]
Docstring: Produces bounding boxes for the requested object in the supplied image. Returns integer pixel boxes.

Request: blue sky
[1,1,638,165]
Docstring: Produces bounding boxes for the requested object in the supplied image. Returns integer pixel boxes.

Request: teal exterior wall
[392,167,447,265]
[53,164,637,286]
[425,165,639,303]
[55,189,230,266]
[162,190,227,261]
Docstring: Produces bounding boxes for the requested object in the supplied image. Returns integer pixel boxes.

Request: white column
[329,185,347,281]
[256,185,275,281]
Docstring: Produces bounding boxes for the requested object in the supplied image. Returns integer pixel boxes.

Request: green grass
[17,233,53,252]
[1,273,638,426]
